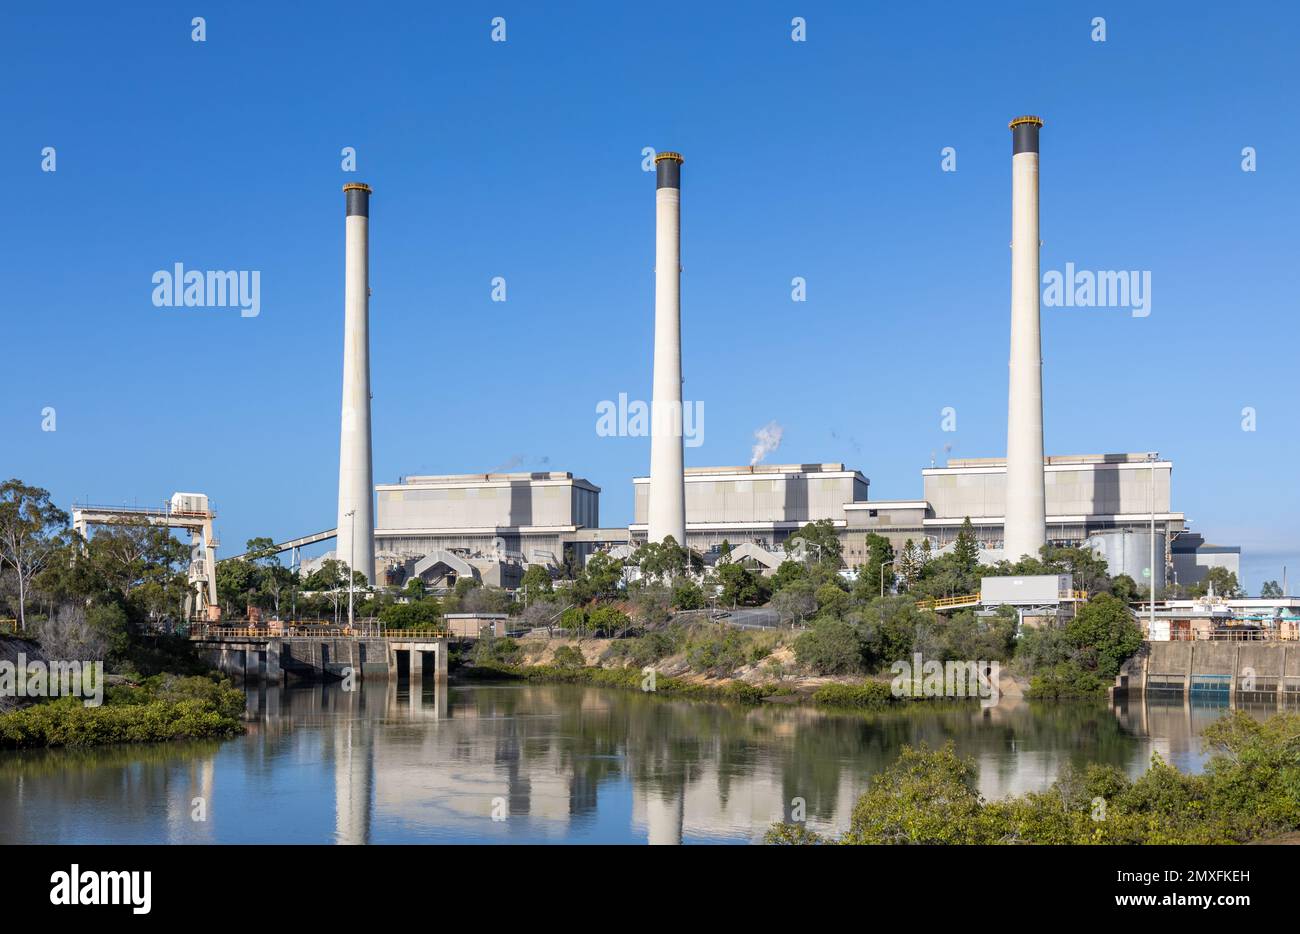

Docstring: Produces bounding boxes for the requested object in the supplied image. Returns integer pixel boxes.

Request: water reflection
[0,682,1293,845]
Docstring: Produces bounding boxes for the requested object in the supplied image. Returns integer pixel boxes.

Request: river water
[0,681,1283,844]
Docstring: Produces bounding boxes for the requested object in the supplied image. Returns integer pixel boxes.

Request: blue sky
[4,1,1297,590]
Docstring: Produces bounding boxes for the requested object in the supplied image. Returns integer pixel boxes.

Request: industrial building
[285,117,1239,603]
[369,471,612,587]
[630,464,868,555]
[625,453,1238,593]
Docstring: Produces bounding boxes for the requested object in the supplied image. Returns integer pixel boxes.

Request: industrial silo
[1086,529,1166,597]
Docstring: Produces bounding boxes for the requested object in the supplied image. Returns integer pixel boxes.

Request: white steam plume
[750,421,784,466]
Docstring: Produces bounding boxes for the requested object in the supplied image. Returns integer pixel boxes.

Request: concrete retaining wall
[195,637,448,684]
[1116,641,1300,700]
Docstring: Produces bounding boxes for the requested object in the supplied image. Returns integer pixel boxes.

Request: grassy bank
[0,674,245,750]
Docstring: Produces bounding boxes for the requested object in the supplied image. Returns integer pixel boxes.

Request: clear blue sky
[4,1,1297,591]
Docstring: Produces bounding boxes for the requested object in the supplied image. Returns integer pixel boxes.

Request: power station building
[630,463,868,555]
[917,453,1175,549]
[624,453,1238,591]
[372,472,603,582]
[303,119,1239,600]
[299,452,1236,594]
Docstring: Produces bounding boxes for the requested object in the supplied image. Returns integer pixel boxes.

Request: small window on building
[868,509,878,518]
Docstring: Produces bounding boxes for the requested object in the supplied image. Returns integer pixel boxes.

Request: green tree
[671,578,705,610]
[857,596,933,670]
[559,606,587,636]
[715,561,770,607]
[301,558,365,624]
[917,538,933,573]
[1190,567,1244,599]
[403,577,426,598]
[588,605,632,637]
[953,518,980,574]
[453,577,482,599]
[552,644,586,668]
[380,597,443,629]
[856,533,896,600]
[520,564,553,604]
[1109,573,1140,603]
[576,551,625,602]
[1064,593,1143,679]
[1261,580,1284,598]
[895,539,920,593]
[636,536,689,582]
[814,581,850,619]
[0,480,71,630]
[785,519,842,570]
[771,579,816,626]
[770,560,808,593]
[217,559,258,616]
[244,537,280,565]
[79,520,189,622]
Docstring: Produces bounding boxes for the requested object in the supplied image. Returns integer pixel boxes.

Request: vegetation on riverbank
[0,674,245,750]
[767,711,1300,845]
[809,682,895,710]
[462,660,767,703]
[0,480,250,750]
[772,525,1146,697]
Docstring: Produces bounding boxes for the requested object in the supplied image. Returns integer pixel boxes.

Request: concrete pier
[194,634,448,684]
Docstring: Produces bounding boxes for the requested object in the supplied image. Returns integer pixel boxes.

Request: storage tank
[1086,529,1165,596]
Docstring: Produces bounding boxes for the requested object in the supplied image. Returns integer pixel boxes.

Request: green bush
[469,636,522,667]
[811,681,894,710]
[606,626,685,667]
[1025,662,1110,698]
[684,627,749,676]
[767,712,1300,845]
[814,582,850,619]
[0,674,245,750]
[794,617,864,675]
[671,579,705,610]
[379,598,443,629]
[551,645,586,668]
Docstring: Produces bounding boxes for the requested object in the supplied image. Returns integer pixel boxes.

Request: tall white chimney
[648,152,687,548]
[337,182,375,583]
[1003,117,1046,562]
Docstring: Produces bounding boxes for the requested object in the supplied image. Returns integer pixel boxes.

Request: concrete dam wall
[194,636,448,684]
[1117,641,1300,701]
